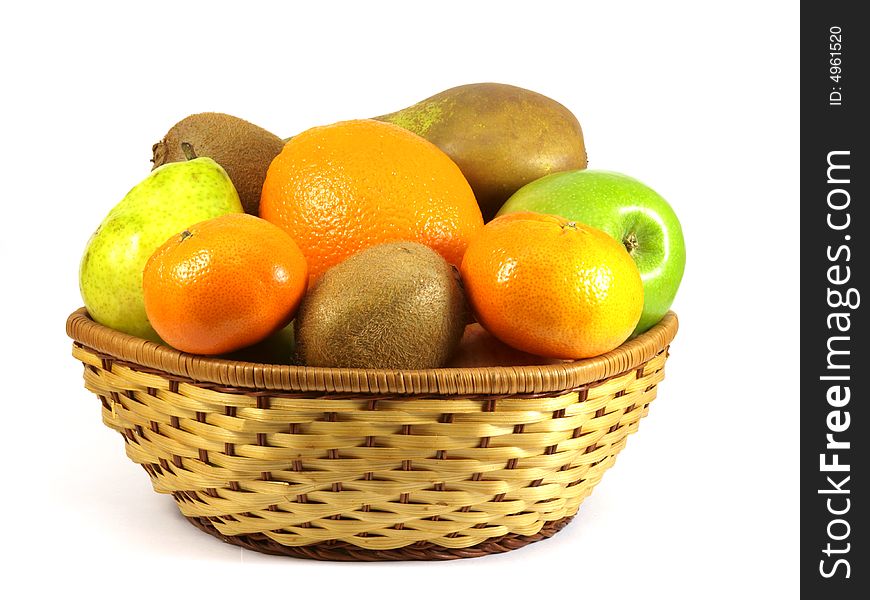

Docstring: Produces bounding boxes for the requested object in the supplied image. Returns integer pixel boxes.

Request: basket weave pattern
[68,309,677,559]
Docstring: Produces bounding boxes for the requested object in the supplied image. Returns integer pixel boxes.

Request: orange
[459,212,644,359]
[143,213,308,355]
[260,119,483,279]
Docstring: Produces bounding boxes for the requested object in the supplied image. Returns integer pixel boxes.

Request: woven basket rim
[66,308,678,395]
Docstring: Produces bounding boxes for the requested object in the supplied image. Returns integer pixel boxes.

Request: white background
[1,1,799,598]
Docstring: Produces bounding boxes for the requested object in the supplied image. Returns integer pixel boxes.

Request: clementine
[259,119,483,279]
[142,213,308,355]
[459,212,644,359]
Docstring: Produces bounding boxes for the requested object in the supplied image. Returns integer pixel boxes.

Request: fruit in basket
[260,119,483,280]
[374,83,587,221]
[460,212,643,359]
[446,324,568,368]
[295,242,466,369]
[79,158,244,340]
[221,323,297,365]
[152,112,284,215]
[142,213,308,355]
[498,170,685,334]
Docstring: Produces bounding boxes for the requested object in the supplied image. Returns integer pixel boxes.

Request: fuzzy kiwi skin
[152,112,284,216]
[295,242,468,370]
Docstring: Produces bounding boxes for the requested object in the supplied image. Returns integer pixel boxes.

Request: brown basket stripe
[67,308,677,394]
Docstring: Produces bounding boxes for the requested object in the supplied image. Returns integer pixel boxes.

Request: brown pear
[375,83,587,221]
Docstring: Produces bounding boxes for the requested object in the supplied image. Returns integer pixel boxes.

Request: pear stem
[181,142,197,161]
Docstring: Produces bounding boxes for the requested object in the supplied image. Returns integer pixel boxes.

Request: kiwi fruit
[295,242,467,369]
[152,112,284,215]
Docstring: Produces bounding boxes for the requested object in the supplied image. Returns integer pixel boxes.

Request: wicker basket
[67,308,678,560]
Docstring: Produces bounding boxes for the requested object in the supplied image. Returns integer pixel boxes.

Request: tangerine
[259,119,483,279]
[459,212,644,359]
[142,213,308,355]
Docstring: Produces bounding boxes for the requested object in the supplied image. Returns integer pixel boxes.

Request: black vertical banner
[802,4,866,597]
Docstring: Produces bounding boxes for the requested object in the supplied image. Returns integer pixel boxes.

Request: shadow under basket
[67,308,678,561]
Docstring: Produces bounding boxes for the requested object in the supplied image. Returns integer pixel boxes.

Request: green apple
[79,157,244,339]
[498,169,685,334]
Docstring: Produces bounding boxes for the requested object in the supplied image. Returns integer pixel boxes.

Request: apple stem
[181,142,197,161]
[624,232,639,255]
